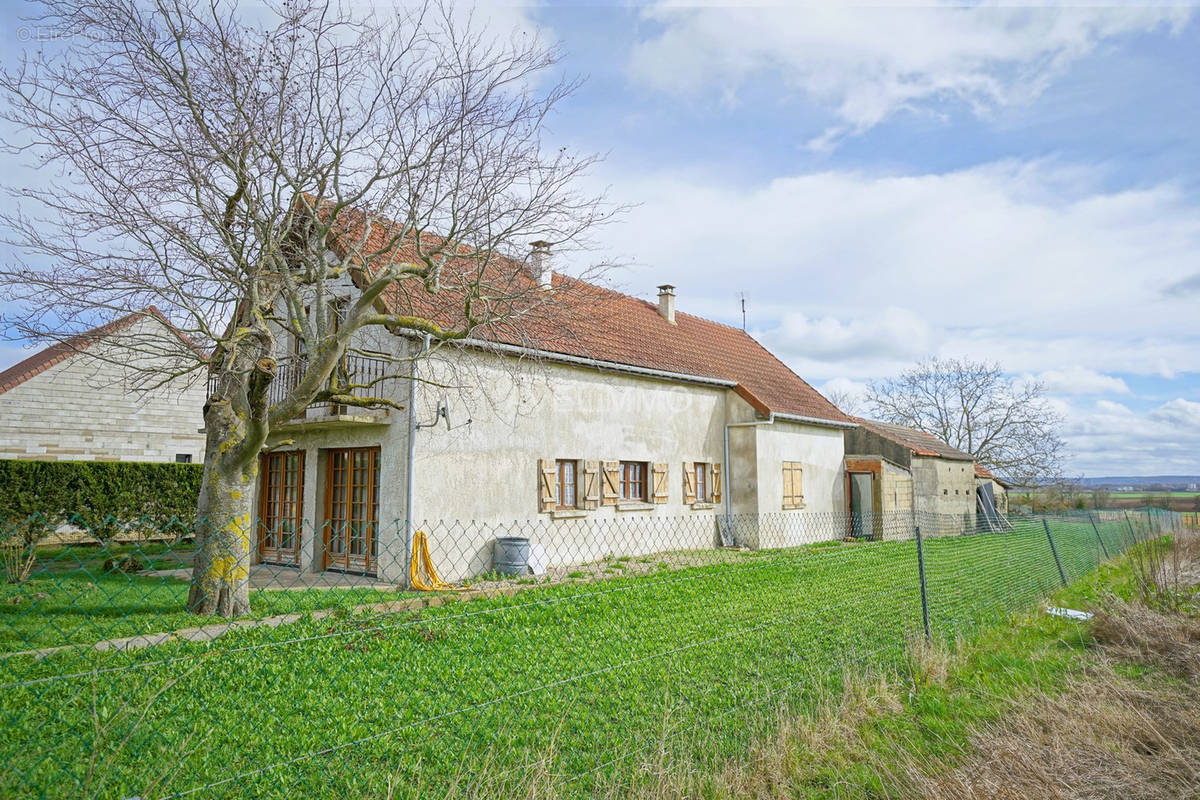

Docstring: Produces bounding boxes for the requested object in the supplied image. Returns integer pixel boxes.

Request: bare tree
[822,386,863,417]
[0,0,612,615]
[866,357,1065,488]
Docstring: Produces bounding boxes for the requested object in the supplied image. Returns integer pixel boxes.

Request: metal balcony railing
[207,355,398,418]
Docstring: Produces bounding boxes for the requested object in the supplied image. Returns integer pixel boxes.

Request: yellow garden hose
[408,530,462,592]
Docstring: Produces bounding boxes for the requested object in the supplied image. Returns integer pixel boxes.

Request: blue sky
[2,1,1199,477]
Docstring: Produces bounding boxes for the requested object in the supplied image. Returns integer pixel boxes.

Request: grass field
[0,514,1154,799]
[0,541,415,652]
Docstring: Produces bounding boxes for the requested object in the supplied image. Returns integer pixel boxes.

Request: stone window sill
[615,502,655,512]
[551,509,589,520]
[782,503,807,511]
[691,502,715,510]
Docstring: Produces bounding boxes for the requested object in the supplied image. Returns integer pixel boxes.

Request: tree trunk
[187,455,258,616]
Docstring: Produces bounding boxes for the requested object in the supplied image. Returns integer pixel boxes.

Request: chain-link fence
[0,506,1183,798]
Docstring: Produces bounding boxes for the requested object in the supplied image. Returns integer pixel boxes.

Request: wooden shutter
[682,462,697,504]
[538,458,556,513]
[583,460,600,510]
[601,461,620,505]
[652,463,669,503]
[712,463,723,503]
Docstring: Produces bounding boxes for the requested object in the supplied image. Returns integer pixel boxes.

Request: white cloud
[629,2,1191,145]
[1149,397,1200,428]
[571,158,1200,382]
[1064,397,1200,476]
[1026,367,1131,396]
[765,307,933,362]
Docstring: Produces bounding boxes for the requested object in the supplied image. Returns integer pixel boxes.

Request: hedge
[0,460,204,542]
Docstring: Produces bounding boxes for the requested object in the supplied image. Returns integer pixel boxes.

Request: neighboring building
[249,226,856,583]
[974,463,1011,519]
[843,418,977,536]
[0,308,206,463]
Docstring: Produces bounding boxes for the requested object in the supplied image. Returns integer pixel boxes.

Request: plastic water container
[493,536,531,576]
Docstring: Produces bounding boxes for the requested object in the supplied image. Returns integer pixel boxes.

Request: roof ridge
[853,417,975,460]
[325,206,853,424]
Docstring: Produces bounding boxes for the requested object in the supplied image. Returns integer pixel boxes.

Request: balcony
[207,355,400,426]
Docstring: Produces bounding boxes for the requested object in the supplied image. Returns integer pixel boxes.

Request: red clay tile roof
[324,208,852,425]
[0,307,198,396]
[974,463,1012,488]
[852,418,974,461]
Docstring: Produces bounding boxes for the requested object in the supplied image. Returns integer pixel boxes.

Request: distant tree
[823,387,864,417]
[1091,489,1111,510]
[867,357,1066,487]
[1146,494,1173,511]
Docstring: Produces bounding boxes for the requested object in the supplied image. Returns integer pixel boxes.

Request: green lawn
[0,515,1143,799]
[0,541,415,652]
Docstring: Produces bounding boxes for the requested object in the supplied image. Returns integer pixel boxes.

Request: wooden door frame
[845,468,879,540]
[258,450,305,566]
[322,446,381,574]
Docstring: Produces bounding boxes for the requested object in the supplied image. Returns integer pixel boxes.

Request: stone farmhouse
[843,417,979,537]
[0,309,206,464]
[251,220,858,584]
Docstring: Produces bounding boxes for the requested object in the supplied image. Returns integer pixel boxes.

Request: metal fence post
[1123,510,1138,547]
[915,524,932,643]
[1042,518,1068,587]
[1088,512,1110,560]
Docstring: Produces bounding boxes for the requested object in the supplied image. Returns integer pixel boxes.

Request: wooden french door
[323,447,380,574]
[258,451,304,566]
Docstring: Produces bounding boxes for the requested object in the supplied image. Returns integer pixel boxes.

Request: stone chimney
[529,240,552,289]
[657,284,676,324]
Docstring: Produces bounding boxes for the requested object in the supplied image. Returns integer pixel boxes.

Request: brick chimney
[529,240,552,289]
[657,284,676,324]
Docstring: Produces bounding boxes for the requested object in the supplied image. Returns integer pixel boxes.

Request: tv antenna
[739,292,748,331]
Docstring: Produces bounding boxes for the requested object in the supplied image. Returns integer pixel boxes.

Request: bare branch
[866,357,1066,487]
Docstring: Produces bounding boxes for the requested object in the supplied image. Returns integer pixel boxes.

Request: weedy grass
[0,517,1143,799]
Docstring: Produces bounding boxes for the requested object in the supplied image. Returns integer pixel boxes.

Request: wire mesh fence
[0,506,1184,798]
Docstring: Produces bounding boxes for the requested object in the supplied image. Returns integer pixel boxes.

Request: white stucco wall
[0,317,207,463]
[742,421,847,549]
[408,350,733,581]
[254,286,852,582]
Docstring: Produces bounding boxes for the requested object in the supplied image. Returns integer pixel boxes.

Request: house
[0,308,207,464]
[250,229,856,584]
[842,418,977,537]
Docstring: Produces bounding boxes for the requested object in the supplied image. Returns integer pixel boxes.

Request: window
[620,461,648,502]
[259,450,304,565]
[695,463,710,503]
[324,447,380,574]
[782,462,804,510]
[556,459,578,509]
[174,453,192,464]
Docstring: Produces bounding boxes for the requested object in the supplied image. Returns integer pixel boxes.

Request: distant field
[1101,491,1200,514]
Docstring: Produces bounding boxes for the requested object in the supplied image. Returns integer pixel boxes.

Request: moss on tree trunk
[187,459,257,616]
